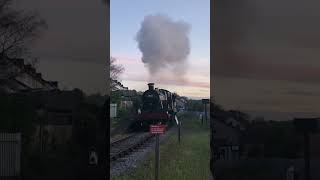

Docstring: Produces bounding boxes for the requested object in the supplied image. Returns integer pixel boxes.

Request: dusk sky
[111,0,210,99]
[16,0,320,120]
[214,0,320,120]
[15,0,107,95]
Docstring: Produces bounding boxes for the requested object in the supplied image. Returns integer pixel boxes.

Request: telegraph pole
[294,118,319,180]
[304,132,310,180]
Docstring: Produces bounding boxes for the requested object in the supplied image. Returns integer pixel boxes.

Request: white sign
[89,151,98,165]
[110,103,117,118]
[175,115,179,125]
[286,166,294,180]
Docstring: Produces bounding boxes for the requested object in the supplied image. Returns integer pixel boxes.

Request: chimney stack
[148,83,154,90]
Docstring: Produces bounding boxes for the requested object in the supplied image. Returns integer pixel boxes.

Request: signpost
[294,118,319,180]
[150,124,167,180]
[202,99,209,125]
[286,165,295,180]
[178,120,181,143]
[174,115,181,143]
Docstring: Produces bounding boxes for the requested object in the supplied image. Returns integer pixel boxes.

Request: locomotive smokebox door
[148,83,155,90]
[294,118,319,133]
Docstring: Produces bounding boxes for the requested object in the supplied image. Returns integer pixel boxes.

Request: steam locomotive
[133,83,177,131]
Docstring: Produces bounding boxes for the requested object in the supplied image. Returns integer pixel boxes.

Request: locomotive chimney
[148,83,155,90]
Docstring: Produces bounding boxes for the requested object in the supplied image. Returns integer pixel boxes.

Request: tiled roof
[1,57,58,91]
[111,78,128,91]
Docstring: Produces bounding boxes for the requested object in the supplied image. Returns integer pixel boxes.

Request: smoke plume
[136,14,191,79]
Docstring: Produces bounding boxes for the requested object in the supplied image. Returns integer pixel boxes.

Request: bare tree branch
[0,0,47,81]
[110,57,124,90]
[0,0,47,59]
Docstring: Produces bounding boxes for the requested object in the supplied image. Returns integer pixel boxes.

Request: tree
[211,102,224,113]
[0,0,47,58]
[110,57,124,90]
[186,99,202,111]
[228,110,250,124]
[252,116,265,123]
[0,0,47,79]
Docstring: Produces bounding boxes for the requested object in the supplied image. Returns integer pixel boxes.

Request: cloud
[123,75,209,89]
[114,56,140,65]
[214,55,320,84]
[213,0,320,84]
[285,89,320,97]
[13,0,108,95]
[112,55,210,88]
[16,0,107,64]
[136,14,191,78]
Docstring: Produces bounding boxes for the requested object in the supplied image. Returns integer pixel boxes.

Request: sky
[13,0,320,120]
[111,0,210,99]
[213,0,320,120]
[14,0,108,95]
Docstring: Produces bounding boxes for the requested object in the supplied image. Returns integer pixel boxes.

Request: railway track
[110,132,154,162]
[110,134,136,147]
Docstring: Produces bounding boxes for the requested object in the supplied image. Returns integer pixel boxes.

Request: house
[13,89,84,152]
[110,81,134,112]
[176,96,187,111]
[212,111,247,161]
[120,100,133,109]
[213,118,242,160]
[110,79,128,91]
[118,89,136,110]
[0,58,58,93]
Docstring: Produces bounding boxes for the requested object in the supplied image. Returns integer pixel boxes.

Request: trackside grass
[113,112,211,180]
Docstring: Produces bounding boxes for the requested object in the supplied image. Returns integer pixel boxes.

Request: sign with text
[202,99,209,104]
[150,125,167,134]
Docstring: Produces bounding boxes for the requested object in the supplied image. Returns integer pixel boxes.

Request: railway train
[132,83,179,131]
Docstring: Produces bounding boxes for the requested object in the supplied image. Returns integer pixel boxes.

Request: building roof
[213,111,248,131]
[12,89,84,111]
[0,57,58,92]
[111,78,128,91]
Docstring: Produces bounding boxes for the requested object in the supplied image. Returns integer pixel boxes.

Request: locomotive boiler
[133,83,177,130]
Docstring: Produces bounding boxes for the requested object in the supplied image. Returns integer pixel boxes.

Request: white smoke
[136,14,191,79]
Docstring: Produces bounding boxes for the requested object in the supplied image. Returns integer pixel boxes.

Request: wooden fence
[0,133,21,178]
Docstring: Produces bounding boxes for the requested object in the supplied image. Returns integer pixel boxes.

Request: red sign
[150,125,167,134]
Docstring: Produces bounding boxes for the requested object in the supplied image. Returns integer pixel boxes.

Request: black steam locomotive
[133,83,177,131]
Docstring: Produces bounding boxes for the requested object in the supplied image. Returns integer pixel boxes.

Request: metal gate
[0,133,21,177]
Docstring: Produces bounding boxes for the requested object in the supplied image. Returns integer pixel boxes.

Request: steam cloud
[136,14,191,79]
